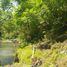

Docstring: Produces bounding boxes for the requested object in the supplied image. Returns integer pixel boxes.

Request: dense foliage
[0,0,67,67]
[0,0,67,43]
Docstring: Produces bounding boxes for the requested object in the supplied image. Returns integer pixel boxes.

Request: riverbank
[3,40,67,67]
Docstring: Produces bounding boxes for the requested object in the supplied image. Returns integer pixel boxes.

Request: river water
[0,41,16,66]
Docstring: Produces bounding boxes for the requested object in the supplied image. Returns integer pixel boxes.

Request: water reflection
[0,41,16,66]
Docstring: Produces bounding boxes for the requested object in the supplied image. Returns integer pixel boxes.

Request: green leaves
[0,0,11,10]
[29,0,42,6]
[0,0,67,42]
[36,0,42,6]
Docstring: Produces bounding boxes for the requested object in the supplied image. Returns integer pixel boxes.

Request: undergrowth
[4,40,67,67]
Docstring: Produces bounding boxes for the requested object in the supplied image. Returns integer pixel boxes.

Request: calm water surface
[0,41,16,66]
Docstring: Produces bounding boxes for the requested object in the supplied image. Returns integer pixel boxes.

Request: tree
[0,0,67,42]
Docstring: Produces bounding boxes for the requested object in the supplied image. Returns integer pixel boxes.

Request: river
[0,41,16,66]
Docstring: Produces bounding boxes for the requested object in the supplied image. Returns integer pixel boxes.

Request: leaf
[36,0,42,6]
